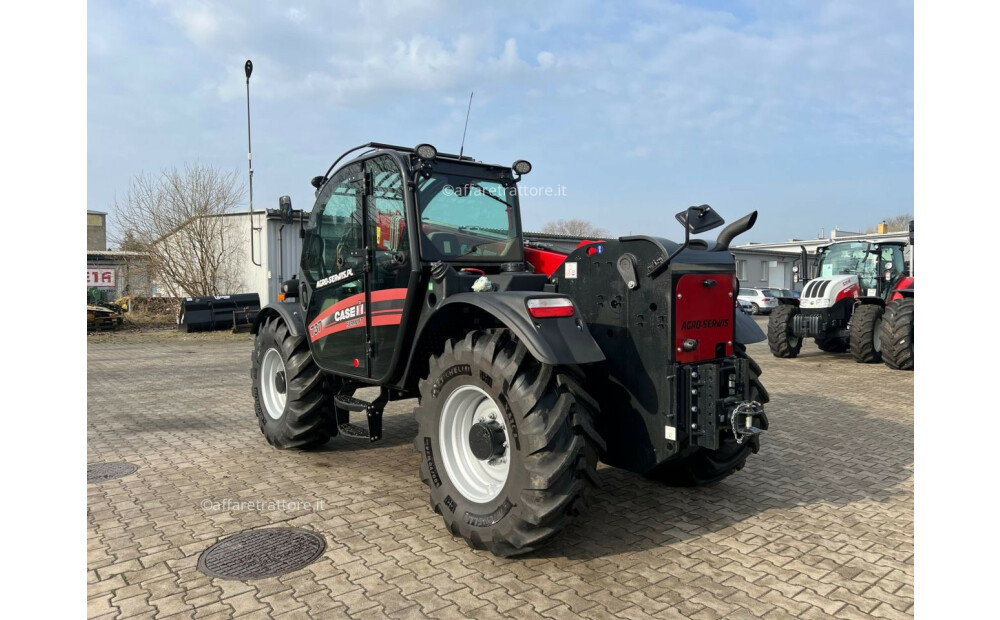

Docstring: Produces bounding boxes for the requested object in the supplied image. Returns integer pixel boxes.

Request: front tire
[880,299,914,370]
[645,344,769,486]
[768,305,802,358]
[251,317,334,449]
[849,304,884,363]
[414,330,603,556]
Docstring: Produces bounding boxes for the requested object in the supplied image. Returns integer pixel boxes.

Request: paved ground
[87,319,913,619]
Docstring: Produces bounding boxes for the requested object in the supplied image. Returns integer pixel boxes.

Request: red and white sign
[87,266,117,288]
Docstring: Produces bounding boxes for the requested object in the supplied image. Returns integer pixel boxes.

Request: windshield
[417,171,520,262]
[818,242,875,279]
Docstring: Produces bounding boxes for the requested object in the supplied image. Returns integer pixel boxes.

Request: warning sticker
[565,262,577,279]
[664,425,676,441]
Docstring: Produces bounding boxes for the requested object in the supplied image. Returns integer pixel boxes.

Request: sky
[88,0,913,244]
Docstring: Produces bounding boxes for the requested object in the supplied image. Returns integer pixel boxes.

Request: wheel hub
[469,421,507,461]
[260,348,287,421]
[438,385,511,503]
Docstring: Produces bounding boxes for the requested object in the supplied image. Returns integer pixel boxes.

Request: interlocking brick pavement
[87,321,913,618]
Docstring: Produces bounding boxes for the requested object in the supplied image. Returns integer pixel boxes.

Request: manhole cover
[87,462,138,483]
[197,528,326,580]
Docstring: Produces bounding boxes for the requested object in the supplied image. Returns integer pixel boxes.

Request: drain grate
[197,528,326,580]
[87,462,138,483]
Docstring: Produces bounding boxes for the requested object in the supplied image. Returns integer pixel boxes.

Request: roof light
[414,143,438,159]
[527,297,574,318]
[513,159,532,175]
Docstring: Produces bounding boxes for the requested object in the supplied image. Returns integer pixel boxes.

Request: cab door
[301,163,370,376]
[364,155,411,380]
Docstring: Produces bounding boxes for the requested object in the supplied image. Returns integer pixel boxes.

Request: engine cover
[799,275,860,309]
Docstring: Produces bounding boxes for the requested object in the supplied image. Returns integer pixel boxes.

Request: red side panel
[524,247,568,277]
[835,281,861,302]
[674,274,735,363]
[307,288,407,342]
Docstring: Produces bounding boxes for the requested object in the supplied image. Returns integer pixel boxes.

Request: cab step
[334,394,369,412]
[337,423,371,439]
[333,390,389,442]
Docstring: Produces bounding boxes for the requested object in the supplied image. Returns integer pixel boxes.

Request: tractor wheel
[880,299,914,370]
[849,304,884,364]
[815,334,849,353]
[645,344,769,486]
[414,329,604,557]
[251,316,335,449]
[767,305,802,358]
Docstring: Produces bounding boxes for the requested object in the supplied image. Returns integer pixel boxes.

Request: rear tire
[414,329,604,556]
[645,345,769,486]
[880,299,914,370]
[251,317,334,449]
[849,304,884,363]
[751,303,760,315]
[768,305,802,358]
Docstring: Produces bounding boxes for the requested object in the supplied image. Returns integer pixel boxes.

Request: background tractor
[767,232,914,369]
[249,142,771,555]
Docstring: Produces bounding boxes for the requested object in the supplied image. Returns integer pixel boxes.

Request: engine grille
[802,280,832,298]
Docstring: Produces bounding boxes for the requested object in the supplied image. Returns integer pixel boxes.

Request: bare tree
[864,214,913,234]
[541,219,609,237]
[112,164,247,297]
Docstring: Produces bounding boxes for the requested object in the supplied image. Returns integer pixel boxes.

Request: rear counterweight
[554,237,756,474]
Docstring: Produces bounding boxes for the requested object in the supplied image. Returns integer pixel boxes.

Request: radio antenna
[245,59,261,266]
[459,91,474,158]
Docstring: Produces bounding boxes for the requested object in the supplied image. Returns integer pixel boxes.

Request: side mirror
[676,204,725,234]
[278,277,299,302]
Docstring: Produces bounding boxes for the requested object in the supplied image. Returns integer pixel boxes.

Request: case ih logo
[307,288,407,342]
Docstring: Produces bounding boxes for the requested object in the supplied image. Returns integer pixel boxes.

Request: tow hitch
[730,401,768,445]
[685,360,769,451]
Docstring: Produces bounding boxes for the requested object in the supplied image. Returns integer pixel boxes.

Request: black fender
[436,292,605,366]
[734,308,766,344]
[251,303,308,337]
[856,296,886,307]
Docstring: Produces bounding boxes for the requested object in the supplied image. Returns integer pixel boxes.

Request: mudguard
[251,303,308,337]
[734,309,766,344]
[438,292,605,366]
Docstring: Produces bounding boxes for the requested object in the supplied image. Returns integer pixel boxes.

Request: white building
[155,209,307,306]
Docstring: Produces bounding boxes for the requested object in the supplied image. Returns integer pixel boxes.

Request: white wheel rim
[260,348,287,421]
[873,317,882,353]
[438,385,510,504]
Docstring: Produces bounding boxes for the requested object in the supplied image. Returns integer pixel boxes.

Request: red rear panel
[674,273,735,363]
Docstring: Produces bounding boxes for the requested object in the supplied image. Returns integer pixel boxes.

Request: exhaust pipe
[713,211,758,251]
